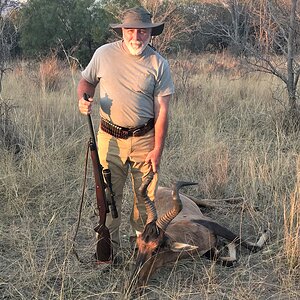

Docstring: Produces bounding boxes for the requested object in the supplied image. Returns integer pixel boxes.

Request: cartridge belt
[100,118,154,139]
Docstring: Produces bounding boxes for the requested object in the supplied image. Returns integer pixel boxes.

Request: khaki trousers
[97,128,158,251]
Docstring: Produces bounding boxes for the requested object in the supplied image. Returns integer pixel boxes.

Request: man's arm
[145,94,171,173]
[77,78,97,115]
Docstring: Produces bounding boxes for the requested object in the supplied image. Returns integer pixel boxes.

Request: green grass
[0,53,299,299]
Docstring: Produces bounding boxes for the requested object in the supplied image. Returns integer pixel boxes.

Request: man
[77,6,174,257]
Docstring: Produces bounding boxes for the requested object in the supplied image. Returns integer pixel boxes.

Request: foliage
[0,0,19,12]
[19,0,114,65]
[181,1,231,52]
[100,0,140,17]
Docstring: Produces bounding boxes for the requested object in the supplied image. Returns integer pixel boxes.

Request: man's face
[122,28,151,56]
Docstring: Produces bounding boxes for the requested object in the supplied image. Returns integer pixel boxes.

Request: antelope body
[132,175,268,287]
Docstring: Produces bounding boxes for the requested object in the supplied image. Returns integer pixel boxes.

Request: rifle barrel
[83,93,97,145]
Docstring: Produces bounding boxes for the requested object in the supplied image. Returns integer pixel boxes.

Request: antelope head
[131,173,197,287]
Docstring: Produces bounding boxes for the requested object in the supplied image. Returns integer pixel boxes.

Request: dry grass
[39,54,63,93]
[283,157,300,271]
[0,53,299,299]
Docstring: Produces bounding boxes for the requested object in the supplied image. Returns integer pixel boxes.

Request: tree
[100,0,140,17]
[218,0,300,118]
[183,1,232,52]
[286,0,299,110]
[0,0,20,96]
[19,0,114,65]
[141,0,195,53]
[0,1,23,152]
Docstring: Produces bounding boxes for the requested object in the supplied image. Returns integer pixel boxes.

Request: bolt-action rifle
[83,93,118,263]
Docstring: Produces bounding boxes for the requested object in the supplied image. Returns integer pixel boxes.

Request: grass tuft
[283,156,300,271]
[39,54,63,93]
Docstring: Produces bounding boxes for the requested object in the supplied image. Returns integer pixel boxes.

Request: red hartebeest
[130,173,268,288]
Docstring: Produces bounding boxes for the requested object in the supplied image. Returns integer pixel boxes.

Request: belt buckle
[121,129,129,139]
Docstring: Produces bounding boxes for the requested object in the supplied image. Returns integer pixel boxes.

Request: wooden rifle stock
[83,93,113,263]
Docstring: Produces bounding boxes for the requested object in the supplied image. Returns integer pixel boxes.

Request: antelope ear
[170,242,198,252]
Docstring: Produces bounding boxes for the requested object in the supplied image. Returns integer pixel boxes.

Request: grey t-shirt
[82,40,175,128]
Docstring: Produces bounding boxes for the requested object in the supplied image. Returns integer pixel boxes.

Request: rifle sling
[72,141,111,265]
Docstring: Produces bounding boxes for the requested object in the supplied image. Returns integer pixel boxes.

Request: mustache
[131,41,143,47]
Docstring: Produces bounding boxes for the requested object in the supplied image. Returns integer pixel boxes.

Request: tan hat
[110,6,164,36]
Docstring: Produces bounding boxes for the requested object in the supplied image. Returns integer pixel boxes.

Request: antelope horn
[156,181,198,231]
[138,172,157,224]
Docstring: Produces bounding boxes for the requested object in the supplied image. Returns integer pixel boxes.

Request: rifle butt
[94,224,113,263]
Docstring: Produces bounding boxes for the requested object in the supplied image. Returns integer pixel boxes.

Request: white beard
[124,36,151,56]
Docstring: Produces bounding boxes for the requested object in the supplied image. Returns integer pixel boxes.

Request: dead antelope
[131,173,268,287]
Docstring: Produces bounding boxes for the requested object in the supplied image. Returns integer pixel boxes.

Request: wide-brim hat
[110,6,164,36]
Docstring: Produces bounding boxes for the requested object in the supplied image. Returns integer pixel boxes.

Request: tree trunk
[287,0,298,110]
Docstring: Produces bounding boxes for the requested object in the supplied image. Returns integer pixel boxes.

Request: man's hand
[77,78,96,115]
[145,148,162,173]
[78,96,93,115]
[145,94,171,173]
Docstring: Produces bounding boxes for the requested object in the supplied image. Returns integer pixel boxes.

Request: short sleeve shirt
[81,41,174,127]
